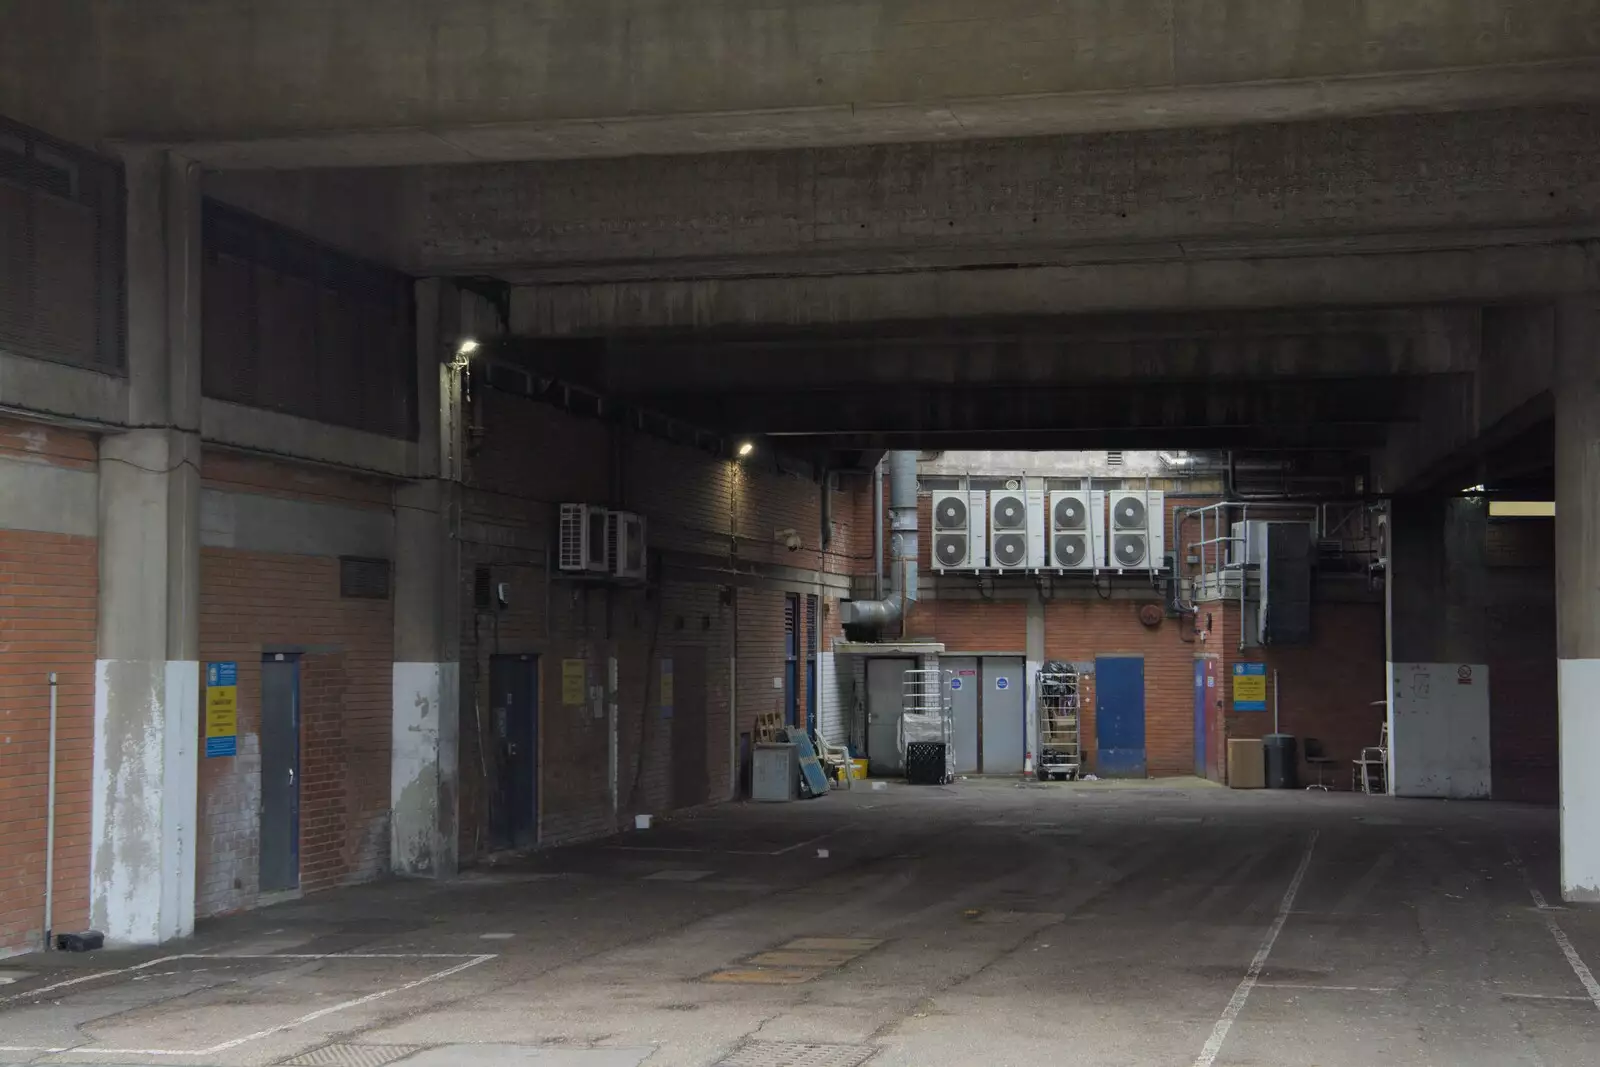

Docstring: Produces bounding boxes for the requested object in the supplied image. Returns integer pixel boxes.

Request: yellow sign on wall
[561,659,587,706]
[205,661,238,757]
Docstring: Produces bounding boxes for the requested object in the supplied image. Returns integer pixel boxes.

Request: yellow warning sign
[561,659,587,706]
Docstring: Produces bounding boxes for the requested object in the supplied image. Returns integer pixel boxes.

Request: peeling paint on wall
[89,659,198,945]
[391,662,458,876]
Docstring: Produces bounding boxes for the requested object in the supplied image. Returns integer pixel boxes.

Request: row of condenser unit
[932,489,1166,573]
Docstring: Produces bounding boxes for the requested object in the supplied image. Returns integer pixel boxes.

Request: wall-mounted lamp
[736,440,755,458]
[451,338,479,369]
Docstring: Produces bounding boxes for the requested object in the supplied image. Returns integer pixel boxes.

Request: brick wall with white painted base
[0,419,98,954]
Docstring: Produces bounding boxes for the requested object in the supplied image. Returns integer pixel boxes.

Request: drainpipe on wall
[842,451,919,637]
[872,459,885,601]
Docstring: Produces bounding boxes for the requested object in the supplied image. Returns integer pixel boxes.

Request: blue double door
[1095,655,1147,778]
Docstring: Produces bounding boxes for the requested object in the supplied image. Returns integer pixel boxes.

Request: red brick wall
[1045,598,1197,776]
[1214,598,1387,789]
[0,530,97,953]
[909,598,1027,653]
[456,391,852,855]
[196,450,394,914]
[0,420,98,954]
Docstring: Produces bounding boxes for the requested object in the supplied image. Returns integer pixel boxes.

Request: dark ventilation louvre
[1107,451,1124,466]
[473,566,493,611]
[202,199,416,439]
[0,118,124,374]
[1262,524,1313,645]
[340,557,392,600]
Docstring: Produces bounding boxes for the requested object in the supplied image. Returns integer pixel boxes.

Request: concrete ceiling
[5,2,1600,167]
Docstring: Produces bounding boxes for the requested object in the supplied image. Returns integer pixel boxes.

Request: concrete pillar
[389,281,468,877]
[90,150,202,944]
[1555,298,1600,902]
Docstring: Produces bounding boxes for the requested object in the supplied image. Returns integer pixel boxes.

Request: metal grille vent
[282,1044,426,1067]
[992,494,1025,529]
[993,532,1027,567]
[1114,495,1147,529]
[717,1042,878,1067]
[935,496,968,530]
[474,566,493,611]
[1054,534,1087,567]
[1113,534,1147,567]
[339,557,391,599]
[935,533,968,567]
[1053,496,1086,529]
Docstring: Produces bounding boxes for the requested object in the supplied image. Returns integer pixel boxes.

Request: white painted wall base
[1388,661,1491,799]
[1560,658,1600,902]
[390,661,460,877]
[90,659,199,945]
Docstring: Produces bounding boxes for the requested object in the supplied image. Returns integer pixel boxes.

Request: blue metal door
[1194,659,1207,777]
[1095,655,1146,777]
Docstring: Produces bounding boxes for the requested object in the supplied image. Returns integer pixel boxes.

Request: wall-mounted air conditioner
[988,487,1030,571]
[1048,490,1106,570]
[932,490,987,570]
[606,510,647,581]
[1108,489,1165,571]
[1024,488,1047,569]
[558,503,609,573]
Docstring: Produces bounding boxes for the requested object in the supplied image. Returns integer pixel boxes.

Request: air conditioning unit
[1025,488,1047,568]
[989,487,1045,571]
[1108,489,1165,571]
[606,510,647,581]
[988,487,1030,571]
[932,490,987,570]
[1048,490,1106,570]
[558,503,609,573]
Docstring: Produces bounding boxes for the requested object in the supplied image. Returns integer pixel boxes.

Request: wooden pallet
[753,711,785,743]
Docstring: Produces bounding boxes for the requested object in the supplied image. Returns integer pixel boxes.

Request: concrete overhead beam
[512,240,1600,333]
[7,2,1600,164]
[506,308,1477,390]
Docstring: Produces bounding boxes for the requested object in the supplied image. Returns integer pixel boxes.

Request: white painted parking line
[1257,982,1395,993]
[1192,831,1320,1067]
[1509,847,1600,1013]
[0,954,189,1006]
[1502,991,1595,1002]
[0,951,498,1057]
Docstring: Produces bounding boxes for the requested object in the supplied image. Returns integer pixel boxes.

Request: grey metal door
[944,656,980,774]
[980,657,1026,774]
[866,658,913,776]
[259,655,300,892]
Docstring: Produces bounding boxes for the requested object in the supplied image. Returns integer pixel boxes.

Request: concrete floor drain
[716,1041,877,1067]
[281,1043,426,1067]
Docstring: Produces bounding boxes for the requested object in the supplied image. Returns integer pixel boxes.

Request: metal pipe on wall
[44,671,58,951]
[872,460,885,601]
[841,451,918,634]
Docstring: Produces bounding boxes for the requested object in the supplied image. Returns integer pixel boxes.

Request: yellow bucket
[851,758,869,780]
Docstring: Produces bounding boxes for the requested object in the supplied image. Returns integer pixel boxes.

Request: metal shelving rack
[901,667,955,783]
[1035,664,1082,781]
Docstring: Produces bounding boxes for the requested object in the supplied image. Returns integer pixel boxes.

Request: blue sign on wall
[1233,662,1268,711]
[995,676,1009,690]
[950,678,962,691]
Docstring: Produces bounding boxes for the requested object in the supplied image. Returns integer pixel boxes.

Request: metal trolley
[900,667,955,784]
[1035,662,1082,781]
